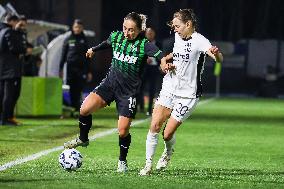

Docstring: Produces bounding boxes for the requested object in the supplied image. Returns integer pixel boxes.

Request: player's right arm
[160,53,175,73]
[86,36,111,58]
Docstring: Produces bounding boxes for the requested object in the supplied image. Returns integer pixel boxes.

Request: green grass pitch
[0,97,284,188]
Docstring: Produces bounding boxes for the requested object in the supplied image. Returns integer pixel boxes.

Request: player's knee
[118,128,129,138]
[150,122,162,133]
[79,106,91,116]
[163,132,173,141]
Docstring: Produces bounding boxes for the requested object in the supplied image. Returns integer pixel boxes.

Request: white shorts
[155,90,199,122]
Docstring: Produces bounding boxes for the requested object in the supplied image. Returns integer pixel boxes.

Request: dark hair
[124,12,147,31]
[5,14,19,23]
[168,9,198,29]
[73,19,83,25]
[19,15,27,22]
[27,42,34,48]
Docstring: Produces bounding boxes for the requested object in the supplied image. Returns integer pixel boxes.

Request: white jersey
[161,32,212,98]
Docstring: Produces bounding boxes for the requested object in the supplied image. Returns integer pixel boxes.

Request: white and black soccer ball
[59,148,83,171]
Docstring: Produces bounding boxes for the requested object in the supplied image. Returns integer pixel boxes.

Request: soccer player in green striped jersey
[64,12,167,173]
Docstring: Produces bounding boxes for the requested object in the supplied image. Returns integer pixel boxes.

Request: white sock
[164,133,176,154]
[145,130,159,163]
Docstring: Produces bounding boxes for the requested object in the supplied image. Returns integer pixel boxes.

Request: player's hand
[86,48,95,58]
[165,63,176,73]
[160,57,176,74]
[147,57,153,64]
[209,46,220,55]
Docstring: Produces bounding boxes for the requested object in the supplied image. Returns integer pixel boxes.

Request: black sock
[78,114,92,142]
[119,133,131,161]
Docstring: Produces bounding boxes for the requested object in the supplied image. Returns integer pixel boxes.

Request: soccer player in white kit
[139,9,223,175]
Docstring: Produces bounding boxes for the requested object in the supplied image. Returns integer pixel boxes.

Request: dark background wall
[2,0,283,41]
[1,0,284,96]
[101,0,284,42]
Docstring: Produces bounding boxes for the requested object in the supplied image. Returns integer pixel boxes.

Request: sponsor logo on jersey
[113,51,138,64]
[173,52,190,60]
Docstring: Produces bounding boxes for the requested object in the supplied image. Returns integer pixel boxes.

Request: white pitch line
[0,118,150,171]
[0,98,214,171]
[197,97,215,106]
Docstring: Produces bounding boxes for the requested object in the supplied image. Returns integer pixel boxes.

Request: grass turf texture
[0,97,284,188]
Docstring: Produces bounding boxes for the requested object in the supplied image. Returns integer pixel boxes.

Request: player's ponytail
[139,14,147,31]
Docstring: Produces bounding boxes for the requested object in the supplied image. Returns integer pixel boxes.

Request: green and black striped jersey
[91,31,163,94]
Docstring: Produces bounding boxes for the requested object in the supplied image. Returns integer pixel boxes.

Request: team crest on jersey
[130,44,138,52]
[113,51,138,64]
[184,42,192,53]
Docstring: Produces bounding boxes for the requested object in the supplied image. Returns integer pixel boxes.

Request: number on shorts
[175,103,189,117]
[128,97,136,109]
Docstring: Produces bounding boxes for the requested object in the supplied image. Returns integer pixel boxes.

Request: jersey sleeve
[91,34,111,52]
[145,41,164,61]
[198,35,212,53]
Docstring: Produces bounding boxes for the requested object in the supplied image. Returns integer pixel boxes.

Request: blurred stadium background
[1,0,284,102]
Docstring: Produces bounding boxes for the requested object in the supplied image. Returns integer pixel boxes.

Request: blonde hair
[124,12,147,31]
[139,14,147,31]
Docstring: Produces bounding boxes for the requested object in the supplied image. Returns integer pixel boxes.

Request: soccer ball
[59,148,83,171]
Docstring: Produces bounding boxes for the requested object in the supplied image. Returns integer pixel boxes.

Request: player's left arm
[145,42,175,73]
[206,46,223,63]
[145,42,163,60]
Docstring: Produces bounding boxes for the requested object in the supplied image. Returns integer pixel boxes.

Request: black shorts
[93,75,137,118]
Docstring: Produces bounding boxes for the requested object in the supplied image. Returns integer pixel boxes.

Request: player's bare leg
[64,92,106,149]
